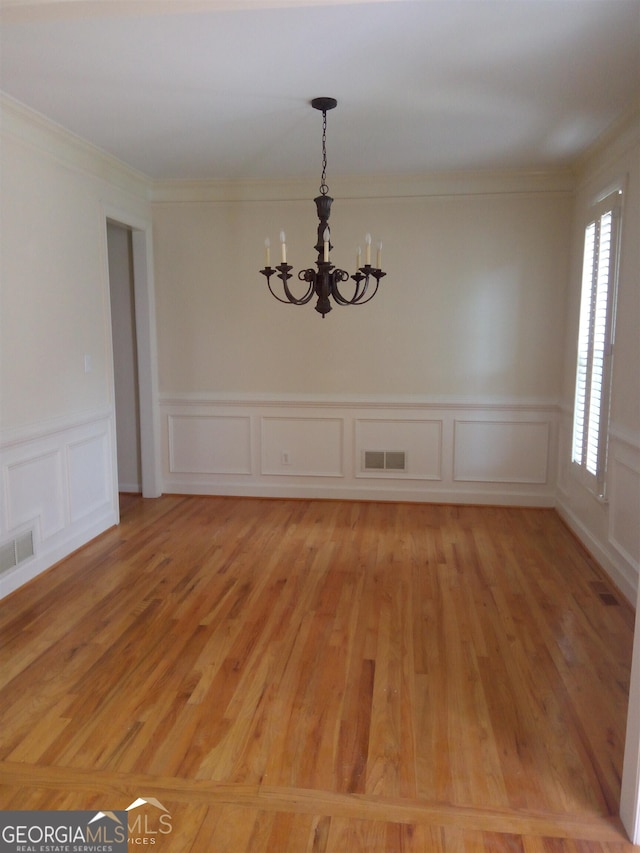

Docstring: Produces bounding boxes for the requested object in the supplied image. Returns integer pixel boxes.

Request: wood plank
[0,495,635,851]
[0,762,630,844]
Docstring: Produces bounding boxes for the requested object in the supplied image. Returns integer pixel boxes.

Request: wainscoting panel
[169,414,252,475]
[453,419,550,484]
[0,411,118,599]
[5,449,65,539]
[68,431,111,523]
[261,417,344,477]
[609,439,640,575]
[556,415,572,495]
[355,418,442,480]
[556,413,640,605]
[160,395,557,505]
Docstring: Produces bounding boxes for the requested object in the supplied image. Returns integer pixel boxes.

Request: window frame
[571,187,623,499]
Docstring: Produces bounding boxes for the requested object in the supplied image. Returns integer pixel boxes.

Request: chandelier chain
[319,110,329,196]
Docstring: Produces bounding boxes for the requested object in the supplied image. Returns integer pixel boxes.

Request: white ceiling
[1,0,639,181]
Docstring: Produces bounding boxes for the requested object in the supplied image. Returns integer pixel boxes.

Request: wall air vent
[363,450,407,472]
[0,531,34,575]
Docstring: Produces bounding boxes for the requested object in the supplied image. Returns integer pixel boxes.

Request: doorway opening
[104,210,160,501]
[107,221,142,493]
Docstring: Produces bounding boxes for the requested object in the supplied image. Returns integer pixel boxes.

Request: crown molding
[0,0,403,24]
[150,168,575,204]
[1,91,577,204]
[0,92,150,199]
[573,100,640,185]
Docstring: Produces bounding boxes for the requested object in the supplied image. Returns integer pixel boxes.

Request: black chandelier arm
[331,266,387,306]
[260,265,315,305]
[282,266,315,304]
[349,269,372,303]
[261,262,387,314]
[328,268,358,306]
[349,278,380,306]
[355,268,386,305]
[351,270,370,302]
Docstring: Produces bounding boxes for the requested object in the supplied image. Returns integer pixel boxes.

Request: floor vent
[590,580,619,606]
[0,531,34,575]
[363,450,407,472]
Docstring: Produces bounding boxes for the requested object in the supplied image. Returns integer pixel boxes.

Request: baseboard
[556,496,637,605]
[0,508,118,600]
[118,483,142,494]
[164,480,557,507]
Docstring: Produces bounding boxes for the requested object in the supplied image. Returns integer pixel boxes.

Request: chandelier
[260,97,386,318]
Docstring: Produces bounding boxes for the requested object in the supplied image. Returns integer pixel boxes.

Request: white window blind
[571,191,621,496]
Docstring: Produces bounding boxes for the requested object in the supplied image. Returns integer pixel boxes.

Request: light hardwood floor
[0,495,636,851]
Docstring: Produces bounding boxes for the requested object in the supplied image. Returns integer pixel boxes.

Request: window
[571,189,622,497]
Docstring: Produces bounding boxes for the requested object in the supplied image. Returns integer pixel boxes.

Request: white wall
[0,96,151,597]
[152,172,571,506]
[556,109,640,603]
[153,178,571,399]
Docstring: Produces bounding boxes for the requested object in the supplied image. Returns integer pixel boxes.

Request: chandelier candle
[260,97,386,318]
